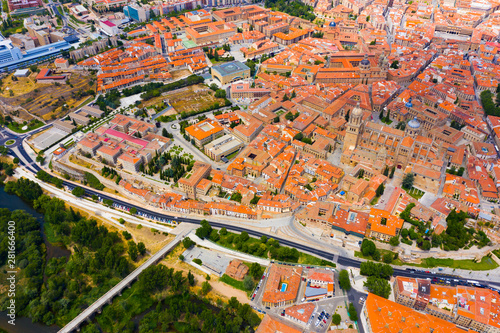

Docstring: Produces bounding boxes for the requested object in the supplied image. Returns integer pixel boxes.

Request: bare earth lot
[0,71,96,120]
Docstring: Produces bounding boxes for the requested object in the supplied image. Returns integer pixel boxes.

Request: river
[0,186,64,333]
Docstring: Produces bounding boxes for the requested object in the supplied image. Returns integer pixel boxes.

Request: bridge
[58,231,187,333]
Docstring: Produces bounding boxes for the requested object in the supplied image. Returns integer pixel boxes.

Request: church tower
[359,54,371,84]
[343,102,364,150]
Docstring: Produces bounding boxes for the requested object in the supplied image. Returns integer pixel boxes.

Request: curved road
[8,136,500,290]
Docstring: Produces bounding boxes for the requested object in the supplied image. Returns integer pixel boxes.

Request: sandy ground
[123,221,174,253]
[170,69,192,80]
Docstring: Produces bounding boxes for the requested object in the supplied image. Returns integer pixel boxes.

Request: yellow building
[212,61,251,85]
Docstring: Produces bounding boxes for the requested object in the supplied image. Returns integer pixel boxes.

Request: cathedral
[340,103,446,171]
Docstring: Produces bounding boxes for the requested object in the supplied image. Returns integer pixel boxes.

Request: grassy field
[299,252,336,267]
[407,187,425,200]
[145,84,225,114]
[422,257,498,271]
[7,119,44,133]
[0,71,96,120]
[219,274,251,296]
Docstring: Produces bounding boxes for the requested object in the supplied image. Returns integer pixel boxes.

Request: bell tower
[343,102,364,150]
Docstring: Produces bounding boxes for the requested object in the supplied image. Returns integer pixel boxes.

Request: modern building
[81,105,104,118]
[68,112,90,126]
[100,20,120,36]
[185,118,225,148]
[204,135,243,162]
[7,0,42,11]
[36,68,67,83]
[211,61,250,84]
[0,39,71,72]
[123,3,150,22]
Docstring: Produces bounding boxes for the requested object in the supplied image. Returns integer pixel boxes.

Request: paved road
[10,137,500,289]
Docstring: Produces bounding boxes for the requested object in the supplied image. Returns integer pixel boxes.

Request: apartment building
[185,21,236,45]
[204,135,244,162]
[185,118,225,148]
[392,277,500,332]
[366,208,404,241]
[178,162,212,199]
[262,264,303,308]
[363,293,465,333]
[230,82,271,100]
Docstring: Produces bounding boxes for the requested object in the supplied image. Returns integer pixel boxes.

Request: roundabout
[4,139,15,146]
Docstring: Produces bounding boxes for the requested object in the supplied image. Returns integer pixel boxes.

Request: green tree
[383,253,393,264]
[128,240,138,261]
[137,242,146,256]
[249,262,263,280]
[364,276,391,298]
[201,281,211,295]
[130,207,137,214]
[402,173,414,190]
[188,271,195,286]
[420,240,431,251]
[361,239,376,256]
[372,249,381,261]
[122,231,132,240]
[348,303,358,321]
[389,237,400,247]
[389,166,395,179]
[71,186,85,197]
[332,313,341,325]
[243,275,255,290]
[338,269,351,291]
[376,183,385,196]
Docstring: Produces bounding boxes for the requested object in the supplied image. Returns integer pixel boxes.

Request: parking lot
[182,246,232,277]
[305,296,346,332]
[32,127,68,150]
[250,264,343,332]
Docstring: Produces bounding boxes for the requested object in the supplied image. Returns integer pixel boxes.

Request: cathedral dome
[405,97,413,108]
[352,102,363,117]
[360,54,370,66]
[408,117,421,129]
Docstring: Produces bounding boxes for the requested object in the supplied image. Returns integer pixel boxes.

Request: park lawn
[406,187,425,200]
[423,256,499,271]
[7,120,44,133]
[219,274,251,297]
[298,252,336,267]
